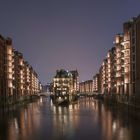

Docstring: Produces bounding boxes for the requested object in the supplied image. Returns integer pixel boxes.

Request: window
[7,48,12,55]
[133,83,135,93]
[132,38,135,44]
[133,63,135,70]
[133,72,135,81]
[133,55,135,62]
[132,29,135,36]
[132,46,135,53]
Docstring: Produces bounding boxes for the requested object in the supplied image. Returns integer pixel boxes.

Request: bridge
[36,92,50,97]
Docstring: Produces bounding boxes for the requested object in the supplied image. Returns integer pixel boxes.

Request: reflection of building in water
[7,101,42,140]
[52,105,79,139]
[0,97,136,140]
[94,102,132,140]
[79,97,95,110]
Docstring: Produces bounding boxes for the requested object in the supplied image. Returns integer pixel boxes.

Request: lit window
[19,59,23,65]
[8,81,13,88]
[7,48,12,55]
[8,68,12,73]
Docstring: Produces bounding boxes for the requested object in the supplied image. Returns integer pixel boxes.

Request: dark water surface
[0,97,140,140]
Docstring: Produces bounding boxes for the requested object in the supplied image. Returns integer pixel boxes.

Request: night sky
[0,0,140,84]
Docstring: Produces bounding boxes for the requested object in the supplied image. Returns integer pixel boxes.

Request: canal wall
[0,95,39,108]
[103,94,140,118]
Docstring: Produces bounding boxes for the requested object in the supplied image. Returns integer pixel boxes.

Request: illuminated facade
[100,33,131,95]
[53,69,79,97]
[0,36,15,104]
[99,15,140,105]
[93,74,100,93]
[14,51,24,98]
[100,59,108,94]
[24,61,31,96]
[0,35,42,105]
[79,80,93,93]
[115,34,124,95]
[79,82,85,93]
[122,22,131,95]
[70,70,79,93]
[125,15,140,102]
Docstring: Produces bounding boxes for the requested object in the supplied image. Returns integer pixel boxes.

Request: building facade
[70,70,79,93]
[0,35,42,105]
[53,69,79,97]
[100,59,108,94]
[98,15,140,105]
[93,74,100,93]
[0,36,15,104]
[79,80,93,93]
[115,34,124,95]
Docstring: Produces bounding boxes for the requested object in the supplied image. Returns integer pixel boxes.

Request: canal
[0,97,140,140]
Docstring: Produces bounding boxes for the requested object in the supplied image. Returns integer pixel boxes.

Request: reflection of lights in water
[69,105,72,110]
[119,128,125,139]
[92,102,95,108]
[112,121,117,131]
[14,118,19,133]
[63,115,67,124]
[58,107,62,114]
[52,104,79,139]
[53,106,56,114]
[40,97,43,103]
[24,109,27,121]
[50,100,53,106]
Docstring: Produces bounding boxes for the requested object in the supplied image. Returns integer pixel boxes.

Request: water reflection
[0,97,139,140]
[52,103,80,139]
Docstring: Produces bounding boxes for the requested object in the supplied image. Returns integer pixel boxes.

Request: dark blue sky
[0,0,140,84]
